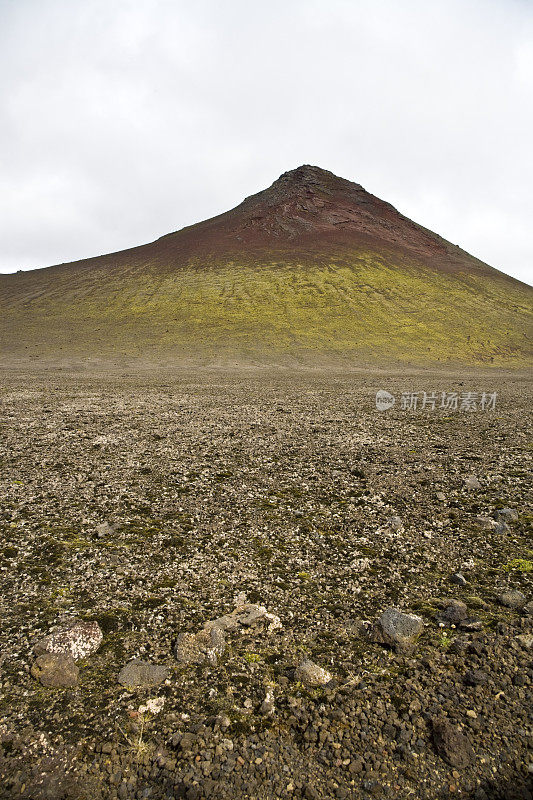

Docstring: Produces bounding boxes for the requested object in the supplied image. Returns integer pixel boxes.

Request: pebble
[95,521,115,538]
[259,688,275,715]
[386,516,403,532]
[464,669,488,686]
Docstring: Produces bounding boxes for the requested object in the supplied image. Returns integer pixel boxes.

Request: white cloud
[0,0,531,284]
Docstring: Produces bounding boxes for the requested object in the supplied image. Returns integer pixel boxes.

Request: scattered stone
[371,608,423,651]
[295,659,332,687]
[464,475,481,490]
[475,516,496,530]
[173,599,280,667]
[31,653,79,688]
[207,601,282,634]
[95,521,115,538]
[494,521,510,535]
[450,572,467,586]
[497,507,518,521]
[4,376,532,798]
[174,626,226,666]
[436,491,446,502]
[117,660,169,688]
[386,515,403,532]
[34,619,103,661]
[459,619,483,632]
[431,718,474,768]
[259,688,275,715]
[498,590,527,609]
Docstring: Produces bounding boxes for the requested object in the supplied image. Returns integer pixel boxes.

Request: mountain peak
[268,164,362,197]
[232,164,396,243]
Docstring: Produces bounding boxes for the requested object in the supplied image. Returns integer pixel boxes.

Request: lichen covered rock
[34,620,103,661]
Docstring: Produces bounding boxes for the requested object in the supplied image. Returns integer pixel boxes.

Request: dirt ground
[0,368,531,799]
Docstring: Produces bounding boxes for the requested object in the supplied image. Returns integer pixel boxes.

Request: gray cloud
[1,0,532,284]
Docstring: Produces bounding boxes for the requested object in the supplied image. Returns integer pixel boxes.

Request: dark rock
[30,653,79,688]
[464,669,488,686]
[499,590,527,609]
[450,572,467,586]
[441,600,468,624]
[431,718,474,768]
[448,637,469,654]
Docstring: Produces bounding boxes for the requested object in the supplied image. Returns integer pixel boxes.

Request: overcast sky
[1,0,532,284]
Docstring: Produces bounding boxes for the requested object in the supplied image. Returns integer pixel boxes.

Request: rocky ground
[0,368,531,800]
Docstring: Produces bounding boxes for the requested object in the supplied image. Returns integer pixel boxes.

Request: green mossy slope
[1,250,531,366]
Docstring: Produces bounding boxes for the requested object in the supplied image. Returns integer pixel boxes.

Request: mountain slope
[1,165,532,367]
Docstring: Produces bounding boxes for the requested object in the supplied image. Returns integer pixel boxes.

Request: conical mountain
[1,165,531,366]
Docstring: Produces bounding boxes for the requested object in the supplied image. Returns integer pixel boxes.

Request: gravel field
[0,368,531,799]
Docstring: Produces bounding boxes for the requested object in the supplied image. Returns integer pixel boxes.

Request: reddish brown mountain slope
[30,165,509,278]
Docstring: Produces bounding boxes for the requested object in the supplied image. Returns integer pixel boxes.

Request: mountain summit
[1,166,531,367]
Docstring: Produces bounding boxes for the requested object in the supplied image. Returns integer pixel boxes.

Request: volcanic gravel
[0,368,531,800]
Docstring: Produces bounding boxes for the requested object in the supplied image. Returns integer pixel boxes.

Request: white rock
[516,634,533,649]
[295,658,332,687]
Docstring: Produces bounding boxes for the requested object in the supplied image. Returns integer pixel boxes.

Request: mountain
[1,165,531,367]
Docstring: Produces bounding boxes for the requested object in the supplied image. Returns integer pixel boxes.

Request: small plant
[502,559,532,572]
[117,714,150,761]
[244,652,261,664]
[117,698,164,761]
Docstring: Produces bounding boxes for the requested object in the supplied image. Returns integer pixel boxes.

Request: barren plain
[0,368,531,800]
